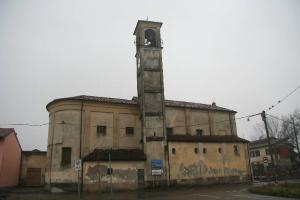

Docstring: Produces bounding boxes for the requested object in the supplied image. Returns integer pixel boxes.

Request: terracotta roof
[249,137,292,149]
[46,95,236,113]
[22,149,47,155]
[83,149,147,162]
[0,128,15,139]
[167,135,249,143]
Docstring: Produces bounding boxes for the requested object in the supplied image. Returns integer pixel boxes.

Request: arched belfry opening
[144,29,156,47]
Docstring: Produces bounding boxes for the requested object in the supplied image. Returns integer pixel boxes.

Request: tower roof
[133,20,163,35]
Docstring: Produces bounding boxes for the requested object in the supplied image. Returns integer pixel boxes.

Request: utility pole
[292,117,300,154]
[261,111,276,181]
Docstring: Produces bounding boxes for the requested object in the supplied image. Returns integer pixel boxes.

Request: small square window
[218,147,222,154]
[97,125,106,136]
[126,127,134,135]
[107,168,113,175]
[167,128,173,135]
[255,150,260,157]
[203,148,207,154]
[172,148,176,154]
[196,129,203,136]
[194,148,198,154]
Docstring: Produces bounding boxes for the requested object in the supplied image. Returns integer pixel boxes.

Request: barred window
[61,147,71,166]
[196,129,203,136]
[126,127,134,135]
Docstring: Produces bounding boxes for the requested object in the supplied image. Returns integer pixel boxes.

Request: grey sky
[0,0,299,150]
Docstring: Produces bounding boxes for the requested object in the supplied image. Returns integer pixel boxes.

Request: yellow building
[45,20,251,192]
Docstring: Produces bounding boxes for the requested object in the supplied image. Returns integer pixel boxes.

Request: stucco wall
[0,133,21,187]
[46,100,245,188]
[168,142,250,183]
[20,153,47,186]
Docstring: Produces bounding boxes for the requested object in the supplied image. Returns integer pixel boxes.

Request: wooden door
[26,168,41,186]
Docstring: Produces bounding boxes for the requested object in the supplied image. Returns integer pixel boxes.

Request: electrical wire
[266,83,300,112]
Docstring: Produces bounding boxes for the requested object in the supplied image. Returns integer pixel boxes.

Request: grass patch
[249,183,300,198]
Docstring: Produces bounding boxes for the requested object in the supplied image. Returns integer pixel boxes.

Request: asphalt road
[81,184,298,200]
[6,183,300,200]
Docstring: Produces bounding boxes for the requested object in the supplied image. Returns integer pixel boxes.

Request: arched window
[144,29,156,47]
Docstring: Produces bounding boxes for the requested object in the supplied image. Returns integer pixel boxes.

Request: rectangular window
[255,150,260,157]
[61,147,71,166]
[126,127,134,135]
[250,151,255,157]
[196,129,203,136]
[166,128,173,135]
[234,145,239,156]
[97,125,106,136]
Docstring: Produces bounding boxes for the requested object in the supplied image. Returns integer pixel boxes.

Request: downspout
[166,138,171,187]
[49,113,55,186]
[79,101,84,192]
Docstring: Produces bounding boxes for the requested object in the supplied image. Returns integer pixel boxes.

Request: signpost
[75,159,82,198]
[263,156,268,167]
[75,159,82,171]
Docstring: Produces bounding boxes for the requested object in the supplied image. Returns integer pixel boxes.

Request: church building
[45,20,251,192]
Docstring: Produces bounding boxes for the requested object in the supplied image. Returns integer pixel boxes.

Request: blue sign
[151,160,163,169]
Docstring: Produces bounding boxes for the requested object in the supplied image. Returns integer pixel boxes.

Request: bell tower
[134,20,168,185]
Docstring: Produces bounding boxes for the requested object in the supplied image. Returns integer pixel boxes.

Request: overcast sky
[0,0,299,151]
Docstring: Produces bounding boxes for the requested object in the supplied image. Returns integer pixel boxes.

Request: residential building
[249,137,297,176]
[0,128,22,188]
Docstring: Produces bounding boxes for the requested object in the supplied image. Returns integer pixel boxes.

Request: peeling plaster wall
[46,109,81,184]
[83,161,144,191]
[46,100,247,189]
[168,142,250,182]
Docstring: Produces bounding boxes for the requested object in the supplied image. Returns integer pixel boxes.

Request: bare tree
[279,109,300,153]
[252,108,300,153]
[253,117,281,140]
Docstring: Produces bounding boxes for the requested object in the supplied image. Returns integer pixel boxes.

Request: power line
[266,113,294,125]
[266,83,300,112]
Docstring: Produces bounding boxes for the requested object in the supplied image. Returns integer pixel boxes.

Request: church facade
[45,20,251,192]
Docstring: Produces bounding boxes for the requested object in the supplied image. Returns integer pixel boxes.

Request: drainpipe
[49,113,55,187]
[166,139,171,187]
[79,101,84,192]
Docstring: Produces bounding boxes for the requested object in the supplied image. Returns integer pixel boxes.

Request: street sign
[151,160,163,169]
[75,159,81,171]
[263,156,268,163]
[263,157,268,167]
[152,169,163,176]
[151,160,163,176]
